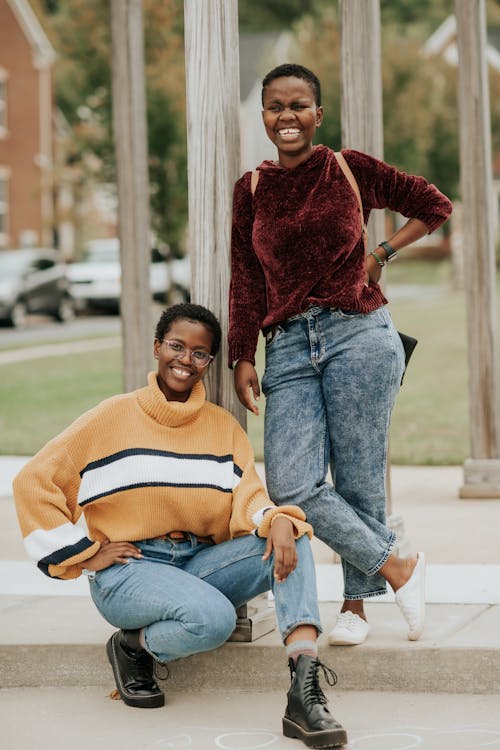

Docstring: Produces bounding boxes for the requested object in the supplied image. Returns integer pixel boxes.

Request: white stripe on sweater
[78,452,241,505]
[24,522,87,562]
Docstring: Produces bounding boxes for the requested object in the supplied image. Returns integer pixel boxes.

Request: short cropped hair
[262,63,321,106]
[155,303,222,356]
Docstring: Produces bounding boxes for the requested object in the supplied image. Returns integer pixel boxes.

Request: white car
[68,238,170,313]
[168,255,191,303]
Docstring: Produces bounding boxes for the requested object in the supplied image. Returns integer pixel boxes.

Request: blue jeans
[89,533,320,663]
[262,305,405,599]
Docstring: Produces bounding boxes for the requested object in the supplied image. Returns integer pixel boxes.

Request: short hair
[155,303,222,356]
[262,64,321,107]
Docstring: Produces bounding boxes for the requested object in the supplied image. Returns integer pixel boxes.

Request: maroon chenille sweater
[228,146,452,366]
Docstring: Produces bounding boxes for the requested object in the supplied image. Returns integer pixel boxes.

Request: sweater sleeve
[12,438,100,579]
[343,149,453,233]
[229,422,313,540]
[228,173,268,366]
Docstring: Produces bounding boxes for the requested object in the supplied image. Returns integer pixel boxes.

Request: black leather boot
[106,629,165,708]
[283,654,348,747]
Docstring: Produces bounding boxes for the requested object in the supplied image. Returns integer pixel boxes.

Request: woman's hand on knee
[262,517,297,582]
[82,540,143,572]
[234,361,260,415]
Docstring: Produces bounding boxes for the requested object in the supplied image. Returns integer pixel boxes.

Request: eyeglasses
[160,339,214,368]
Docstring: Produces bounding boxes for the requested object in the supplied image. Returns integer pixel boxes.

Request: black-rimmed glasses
[161,339,214,368]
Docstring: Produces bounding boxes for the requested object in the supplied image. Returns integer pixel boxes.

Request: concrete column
[455,0,500,497]
[339,0,410,551]
[183,0,273,639]
[183,0,245,425]
[111,0,152,392]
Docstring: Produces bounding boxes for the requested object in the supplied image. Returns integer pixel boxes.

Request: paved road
[0,313,121,348]
[1,688,498,750]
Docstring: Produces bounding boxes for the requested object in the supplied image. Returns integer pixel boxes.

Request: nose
[178,348,192,365]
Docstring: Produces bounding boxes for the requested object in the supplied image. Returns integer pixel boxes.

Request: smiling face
[154,318,214,402]
[262,76,323,168]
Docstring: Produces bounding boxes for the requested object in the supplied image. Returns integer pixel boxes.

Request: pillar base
[228,599,276,642]
[460,458,500,498]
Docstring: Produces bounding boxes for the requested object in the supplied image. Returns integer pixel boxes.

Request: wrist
[378,240,398,263]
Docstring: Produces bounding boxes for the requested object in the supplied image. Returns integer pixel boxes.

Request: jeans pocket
[335,308,363,319]
[264,324,285,348]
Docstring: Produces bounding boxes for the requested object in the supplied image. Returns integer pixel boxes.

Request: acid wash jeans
[89,533,321,663]
[262,305,405,600]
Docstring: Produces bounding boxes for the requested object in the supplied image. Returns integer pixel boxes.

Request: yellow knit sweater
[13,372,312,580]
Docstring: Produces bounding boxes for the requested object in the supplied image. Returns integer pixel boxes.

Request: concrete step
[2,594,499,694]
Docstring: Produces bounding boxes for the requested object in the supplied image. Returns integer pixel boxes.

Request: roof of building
[6,0,56,69]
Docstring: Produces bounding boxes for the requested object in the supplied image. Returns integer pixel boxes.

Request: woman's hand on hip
[262,516,297,583]
[365,252,383,286]
[234,360,260,415]
[82,540,143,572]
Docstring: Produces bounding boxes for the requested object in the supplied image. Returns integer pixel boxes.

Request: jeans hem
[281,618,323,643]
[365,530,396,576]
[343,588,387,601]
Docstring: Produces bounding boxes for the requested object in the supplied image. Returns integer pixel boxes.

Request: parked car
[67,238,170,313]
[168,255,191,304]
[0,248,75,328]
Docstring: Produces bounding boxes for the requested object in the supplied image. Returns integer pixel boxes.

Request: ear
[153,339,161,359]
[316,106,324,127]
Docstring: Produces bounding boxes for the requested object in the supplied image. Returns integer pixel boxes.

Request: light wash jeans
[262,305,405,600]
[89,533,320,663]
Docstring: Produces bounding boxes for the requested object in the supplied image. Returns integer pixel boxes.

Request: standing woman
[229,64,452,646]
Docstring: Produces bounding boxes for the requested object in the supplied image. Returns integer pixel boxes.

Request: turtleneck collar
[258,144,327,173]
[136,371,206,427]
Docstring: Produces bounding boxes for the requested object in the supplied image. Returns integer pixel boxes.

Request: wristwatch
[378,240,398,263]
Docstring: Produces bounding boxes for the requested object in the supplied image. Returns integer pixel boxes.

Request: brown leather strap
[250,170,260,195]
[333,151,368,252]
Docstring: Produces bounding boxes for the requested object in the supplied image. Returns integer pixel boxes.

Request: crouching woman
[13,303,347,748]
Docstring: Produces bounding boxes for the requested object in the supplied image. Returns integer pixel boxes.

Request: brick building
[0,0,56,249]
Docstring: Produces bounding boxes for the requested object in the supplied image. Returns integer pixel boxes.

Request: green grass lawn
[0,349,122,455]
[0,260,498,463]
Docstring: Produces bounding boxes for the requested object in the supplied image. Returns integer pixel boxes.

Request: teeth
[278,128,300,135]
[172,367,191,378]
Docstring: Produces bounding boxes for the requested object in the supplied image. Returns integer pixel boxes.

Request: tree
[31,0,188,253]
[290,1,500,206]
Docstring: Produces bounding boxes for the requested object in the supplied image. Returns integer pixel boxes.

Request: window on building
[0,74,6,134]
[0,175,9,242]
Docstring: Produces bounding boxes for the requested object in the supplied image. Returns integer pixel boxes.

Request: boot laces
[154,661,170,681]
[304,659,338,709]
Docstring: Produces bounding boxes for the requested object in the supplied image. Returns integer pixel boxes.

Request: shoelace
[335,612,359,631]
[154,661,170,681]
[303,659,338,709]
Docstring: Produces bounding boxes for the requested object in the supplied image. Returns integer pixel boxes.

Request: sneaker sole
[283,716,348,747]
[328,635,366,646]
[106,634,165,709]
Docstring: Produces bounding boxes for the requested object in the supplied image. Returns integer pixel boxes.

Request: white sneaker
[395,552,426,641]
[327,611,371,646]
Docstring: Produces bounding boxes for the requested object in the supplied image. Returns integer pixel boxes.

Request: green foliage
[238,0,316,31]
[33,0,188,250]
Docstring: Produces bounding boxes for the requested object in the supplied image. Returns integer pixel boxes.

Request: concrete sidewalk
[1,458,499,694]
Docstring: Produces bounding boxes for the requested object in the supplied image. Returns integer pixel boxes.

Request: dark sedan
[0,248,75,327]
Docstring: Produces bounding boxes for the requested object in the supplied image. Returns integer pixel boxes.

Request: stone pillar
[455,0,500,497]
[339,0,410,552]
[183,0,274,639]
[110,0,152,391]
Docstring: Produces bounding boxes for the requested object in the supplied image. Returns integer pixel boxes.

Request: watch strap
[378,240,398,263]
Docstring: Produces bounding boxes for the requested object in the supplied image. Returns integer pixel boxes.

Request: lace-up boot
[283,654,347,747]
[106,629,165,708]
